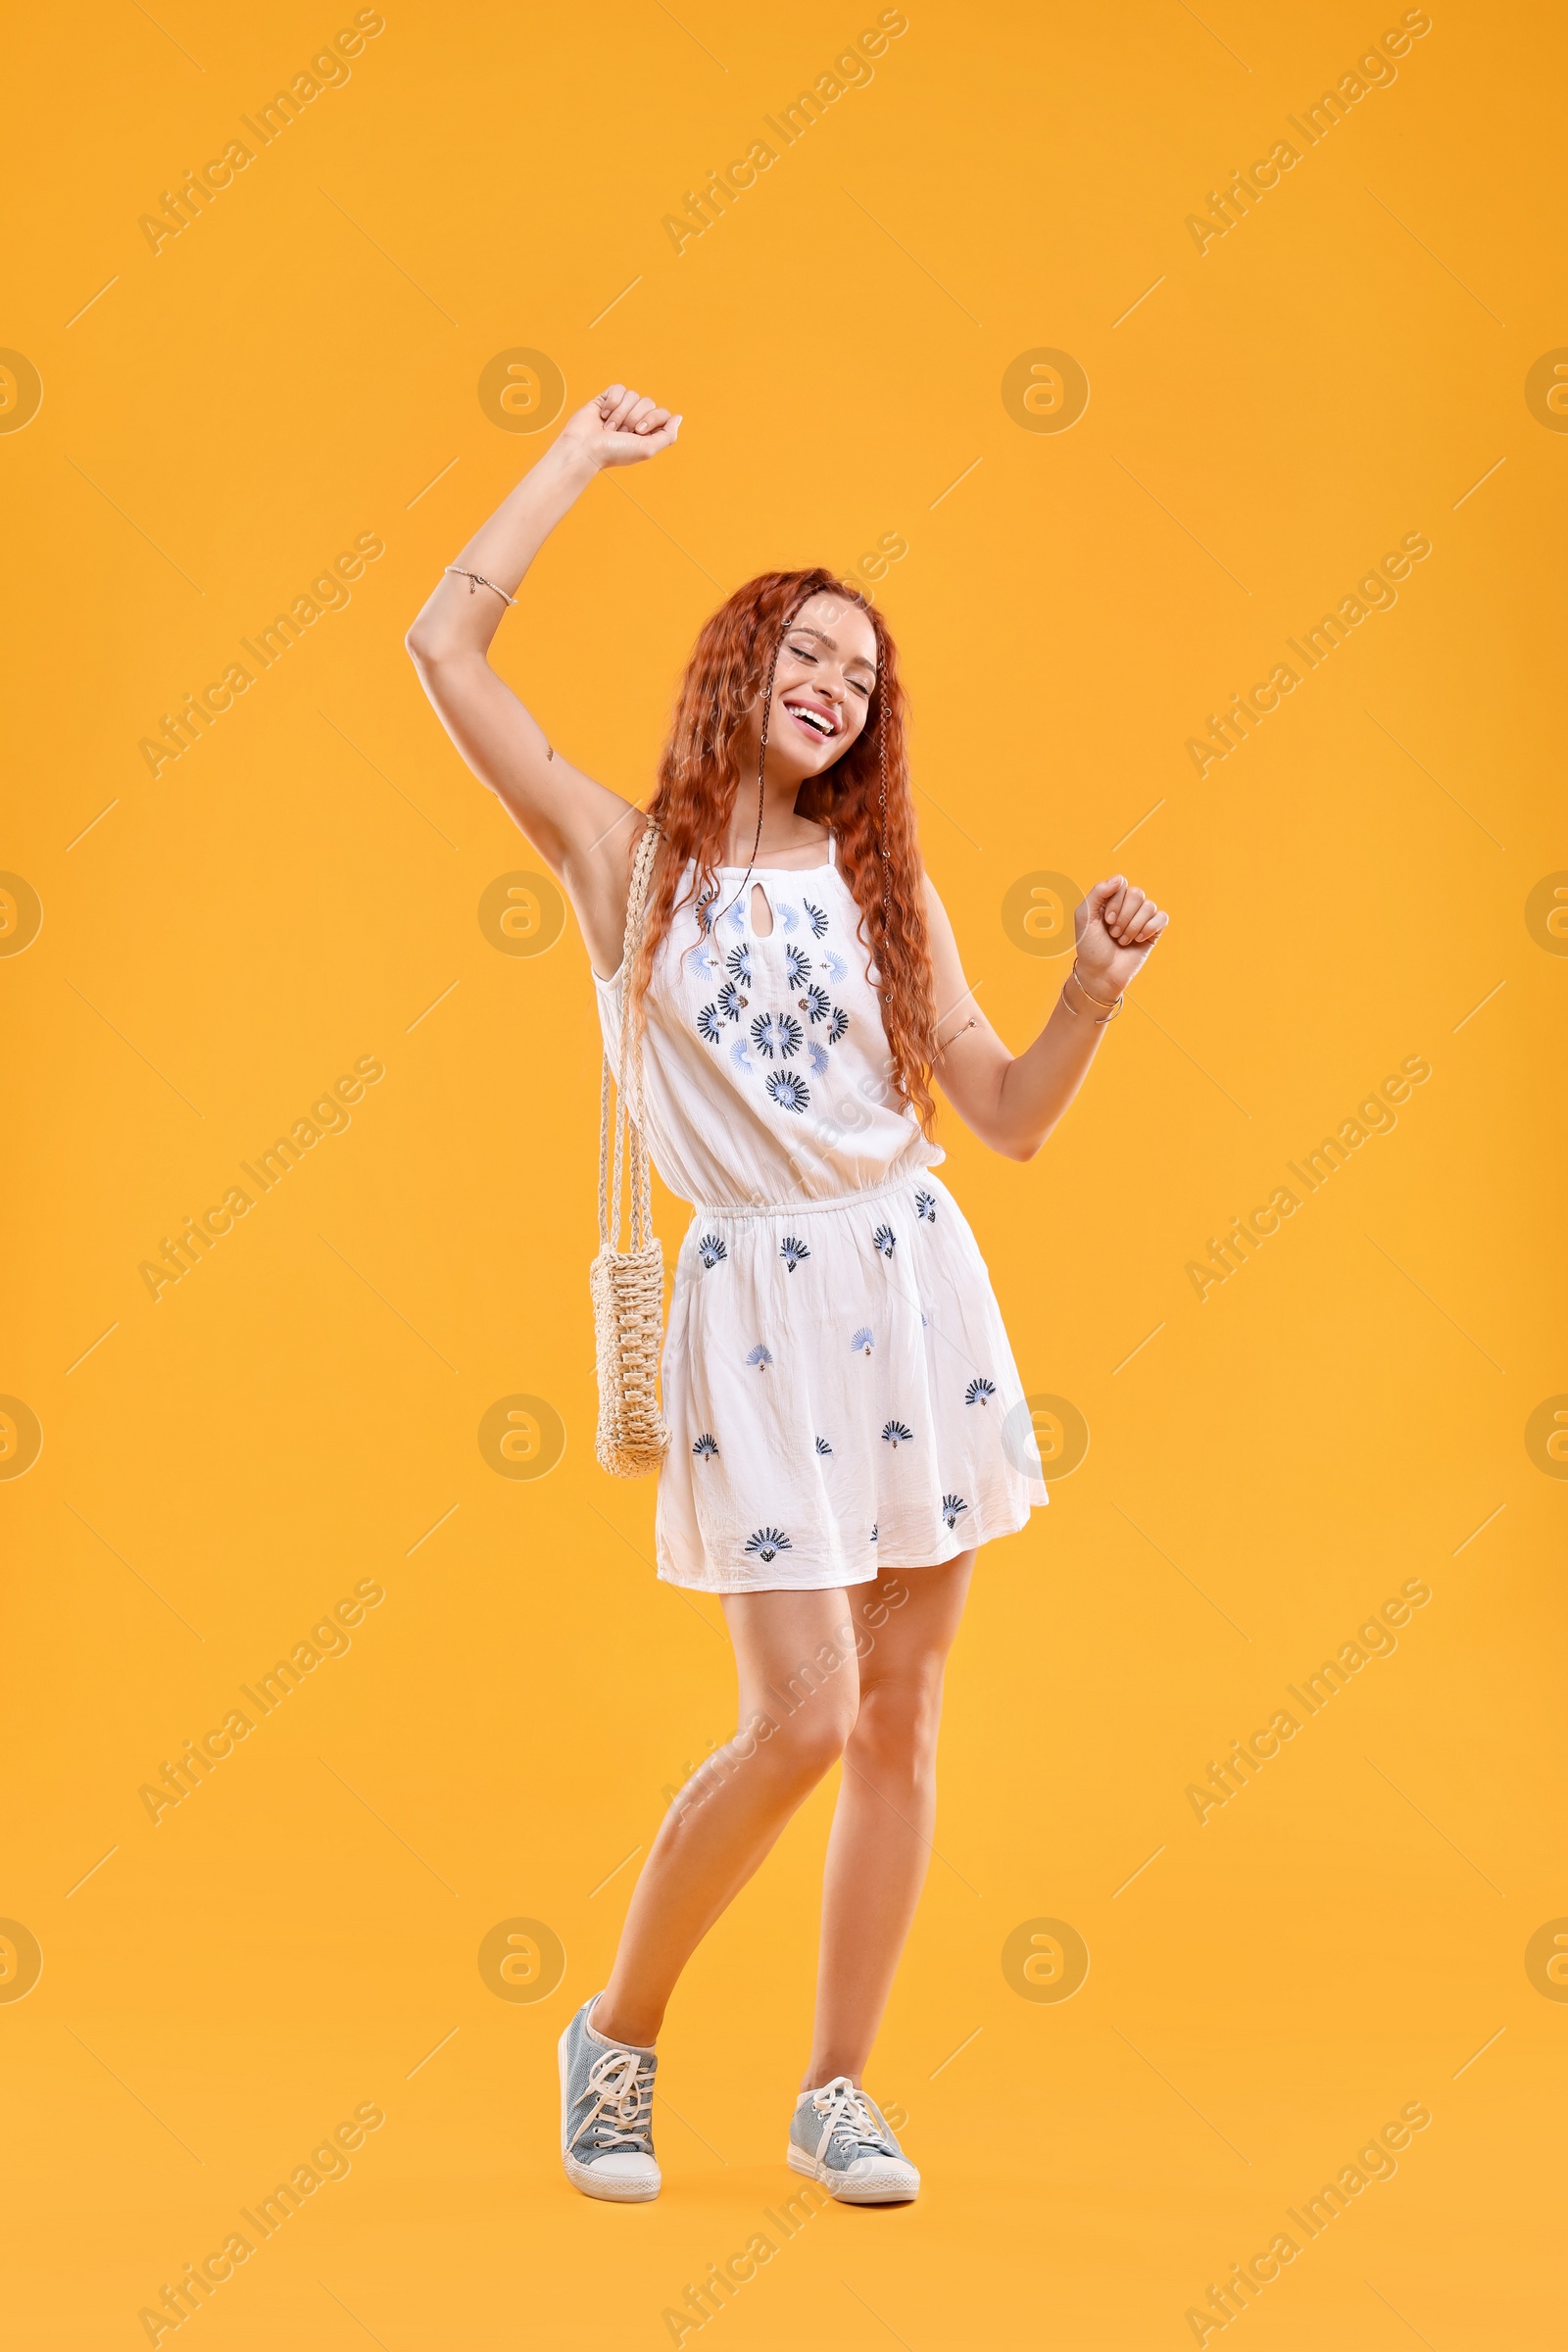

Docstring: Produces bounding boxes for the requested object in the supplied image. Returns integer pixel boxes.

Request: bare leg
[802,1553,976,2088]
[594,1585,860,2047]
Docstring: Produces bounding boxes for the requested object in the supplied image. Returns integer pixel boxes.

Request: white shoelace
[570,2046,655,2156]
[808,2075,897,2162]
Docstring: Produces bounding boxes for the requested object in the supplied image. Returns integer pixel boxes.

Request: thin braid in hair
[715,590,813,924]
[877,699,890,928]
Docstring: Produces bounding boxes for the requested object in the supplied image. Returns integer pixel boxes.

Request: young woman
[407,384,1168,2209]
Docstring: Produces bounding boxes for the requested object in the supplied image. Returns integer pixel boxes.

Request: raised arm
[925,875,1169,1159]
[405,384,681,974]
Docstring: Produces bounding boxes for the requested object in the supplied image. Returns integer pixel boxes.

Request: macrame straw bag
[591,820,671,1478]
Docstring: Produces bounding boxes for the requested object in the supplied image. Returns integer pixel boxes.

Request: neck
[721,779,827,868]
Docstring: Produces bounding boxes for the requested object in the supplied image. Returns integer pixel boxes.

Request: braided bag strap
[598,819,662,1251]
[591,819,669,1478]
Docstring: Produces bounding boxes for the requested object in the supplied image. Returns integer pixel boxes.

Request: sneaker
[787,2076,919,2204]
[558,1993,661,2202]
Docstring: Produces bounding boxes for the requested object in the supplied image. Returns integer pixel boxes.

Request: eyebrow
[790,623,876,672]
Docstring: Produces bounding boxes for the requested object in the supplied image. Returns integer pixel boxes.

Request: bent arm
[923,874,1167,1160]
[405,386,679,974]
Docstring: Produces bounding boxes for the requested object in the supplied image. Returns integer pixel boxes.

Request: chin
[775,743,833,787]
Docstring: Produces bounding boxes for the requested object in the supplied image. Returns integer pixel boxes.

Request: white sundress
[593,833,1048,1593]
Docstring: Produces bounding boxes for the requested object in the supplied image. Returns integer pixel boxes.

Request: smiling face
[759,592,879,781]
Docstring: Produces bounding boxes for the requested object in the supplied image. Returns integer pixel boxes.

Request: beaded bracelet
[446,566,516,607]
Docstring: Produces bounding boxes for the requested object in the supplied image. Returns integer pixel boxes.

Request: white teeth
[789,704,834,737]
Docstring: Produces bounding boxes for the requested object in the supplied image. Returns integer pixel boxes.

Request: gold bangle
[1070,961,1119,1009]
[1062,966,1123,1024]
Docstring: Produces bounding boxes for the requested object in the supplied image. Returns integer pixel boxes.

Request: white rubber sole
[559,2021,662,2202]
[786,2141,920,2205]
[562,2147,662,2202]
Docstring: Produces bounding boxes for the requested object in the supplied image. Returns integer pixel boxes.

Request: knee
[849,1676,942,1776]
[763,1693,855,1787]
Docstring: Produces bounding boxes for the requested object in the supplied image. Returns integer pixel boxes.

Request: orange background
[3,0,1565,2344]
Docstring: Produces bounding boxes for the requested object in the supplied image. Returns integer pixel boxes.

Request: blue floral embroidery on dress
[685,940,721,980]
[915,1189,936,1223]
[964,1376,996,1405]
[807,1041,829,1076]
[826,1006,850,1045]
[785,945,812,987]
[716,979,749,1022]
[730,1036,757,1076]
[697,1233,727,1268]
[746,1343,774,1370]
[821,950,848,984]
[776,901,800,934]
[745,1526,792,1562]
[872,1224,897,1258]
[814,1435,833,1455]
[805,900,829,940]
[779,1235,810,1271]
[851,1326,874,1355]
[752,1010,803,1060]
[869,1522,878,1544]
[767,1072,809,1112]
[725,943,754,983]
[722,900,746,934]
[882,1419,912,1448]
[799,984,830,1025]
[942,1492,968,1529]
[692,1433,718,1460]
[697,1003,723,1045]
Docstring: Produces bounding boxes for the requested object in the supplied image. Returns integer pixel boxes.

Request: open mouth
[784,699,838,743]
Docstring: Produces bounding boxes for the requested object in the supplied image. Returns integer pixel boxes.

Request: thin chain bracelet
[1061,965,1124,1024]
[446,566,516,607]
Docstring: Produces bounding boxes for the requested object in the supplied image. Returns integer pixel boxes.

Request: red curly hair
[629,568,939,1135]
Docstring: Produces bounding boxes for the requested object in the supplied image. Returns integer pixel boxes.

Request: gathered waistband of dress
[686,1167,945,1222]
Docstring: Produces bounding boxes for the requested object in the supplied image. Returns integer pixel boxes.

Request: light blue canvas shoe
[787,2076,919,2204]
[558,1993,661,2202]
